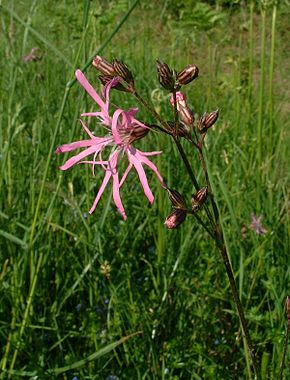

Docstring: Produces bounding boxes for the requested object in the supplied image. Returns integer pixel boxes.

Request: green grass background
[0,0,289,379]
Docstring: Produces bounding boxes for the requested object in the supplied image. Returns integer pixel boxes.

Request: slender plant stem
[190,134,259,377]
[257,7,266,211]
[279,297,290,380]
[214,220,259,378]
[8,252,43,378]
[279,322,289,380]
[132,82,259,377]
[269,5,277,156]
[132,91,171,134]
[172,136,199,191]
[247,2,254,120]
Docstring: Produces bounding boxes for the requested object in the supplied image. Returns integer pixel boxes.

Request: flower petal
[59,143,107,170]
[111,109,125,146]
[119,163,133,188]
[134,149,165,186]
[80,119,95,139]
[75,70,106,112]
[127,149,154,203]
[55,139,103,154]
[89,169,112,214]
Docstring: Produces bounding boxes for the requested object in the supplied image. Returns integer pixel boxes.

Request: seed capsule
[98,75,131,92]
[167,121,190,138]
[93,56,116,76]
[167,188,187,209]
[198,110,219,134]
[112,59,134,87]
[170,92,194,127]
[164,209,187,229]
[192,186,208,212]
[156,60,175,91]
[177,64,199,85]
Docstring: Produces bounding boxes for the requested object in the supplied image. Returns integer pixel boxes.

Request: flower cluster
[56,70,165,220]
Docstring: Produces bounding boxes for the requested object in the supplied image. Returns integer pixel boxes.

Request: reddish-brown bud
[98,75,131,92]
[198,110,219,133]
[192,186,208,212]
[156,60,175,91]
[170,92,194,127]
[177,64,199,85]
[112,59,134,87]
[167,121,189,138]
[93,56,116,76]
[164,209,187,229]
[167,188,187,210]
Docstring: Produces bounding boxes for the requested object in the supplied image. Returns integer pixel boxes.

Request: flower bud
[156,60,175,91]
[164,209,187,229]
[93,56,116,76]
[177,64,199,85]
[170,92,194,127]
[192,186,208,212]
[167,121,189,138]
[198,110,219,133]
[112,59,134,87]
[128,124,150,143]
[98,75,131,93]
[167,188,187,209]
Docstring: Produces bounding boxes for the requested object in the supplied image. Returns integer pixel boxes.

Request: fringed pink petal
[79,119,95,139]
[59,144,106,171]
[127,150,154,204]
[134,149,165,187]
[55,140,99,154]
[119,163,133,188]
[75,70,106,112]
[78,160,108,165]
[111,109,124,145]
[103,77,120,115]
[81,112,111,126]
[140,150,162,156]
[127,108,139,118]
[89,169,111,214]
[108,150,126,218]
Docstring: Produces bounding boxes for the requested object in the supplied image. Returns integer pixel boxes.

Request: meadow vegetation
[0,0,289,379]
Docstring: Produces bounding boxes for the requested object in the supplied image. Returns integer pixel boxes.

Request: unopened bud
[156,60,175,91]
[192,186,208,212]
[167,121,189,138]
[170,92,194,127]
[198,110,219,133]
[167,188,187,209]
[98,75,130,93]
[112,59,134,87]
[177,64,199,85]
[93,56,116,76]
[128,124,149,143]
[164,209,187,229]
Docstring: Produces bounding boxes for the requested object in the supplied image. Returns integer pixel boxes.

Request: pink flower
[56,70,165,220]
[23,47,40,63]
[249,214,267,235]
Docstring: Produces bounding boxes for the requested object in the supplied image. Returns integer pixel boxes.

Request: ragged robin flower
[56,70,165,220]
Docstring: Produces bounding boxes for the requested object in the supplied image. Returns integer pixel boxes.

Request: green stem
[257,7,266,211]
[279,321,290,380]
[9,252,43,378]
[172,136,199,191]
[214,220,259,379]
[269,5,277,156]
[247,2,254,119]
